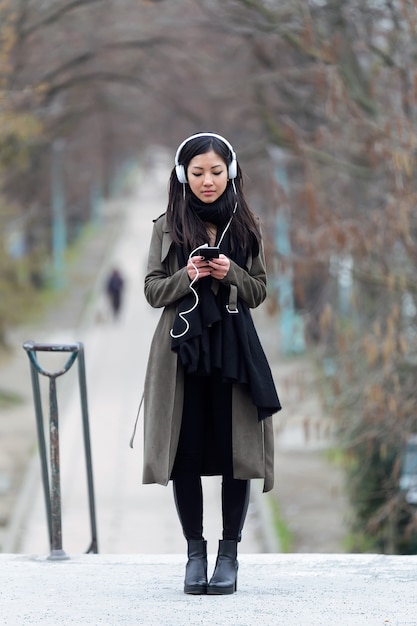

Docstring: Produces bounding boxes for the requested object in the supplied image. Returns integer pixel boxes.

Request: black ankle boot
[184,539,207,594]
[207,539,238,595]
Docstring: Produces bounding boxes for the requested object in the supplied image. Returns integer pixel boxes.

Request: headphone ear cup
[228,159,237,179]
[175,164,187,184]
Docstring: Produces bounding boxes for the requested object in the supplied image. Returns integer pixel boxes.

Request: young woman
[142,132,281,595]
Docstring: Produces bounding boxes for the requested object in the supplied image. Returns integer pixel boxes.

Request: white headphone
[174,132,237,184]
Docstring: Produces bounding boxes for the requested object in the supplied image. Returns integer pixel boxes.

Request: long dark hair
[166,134,262,255]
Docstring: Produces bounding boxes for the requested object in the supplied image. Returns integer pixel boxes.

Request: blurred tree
[0,0,43,347]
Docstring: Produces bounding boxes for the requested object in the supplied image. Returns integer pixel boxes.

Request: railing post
[48,374,67,560]
[23,341,98,559]
[77,345,98,554]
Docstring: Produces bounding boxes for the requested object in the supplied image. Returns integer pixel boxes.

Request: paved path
[5,157,275,557]
[1,553,417,625]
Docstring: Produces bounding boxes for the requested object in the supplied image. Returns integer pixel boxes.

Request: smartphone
[192,246,220,260]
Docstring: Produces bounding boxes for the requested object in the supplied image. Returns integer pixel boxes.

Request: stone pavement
[1,553,416,625]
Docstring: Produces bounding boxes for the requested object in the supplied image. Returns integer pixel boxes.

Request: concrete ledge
[1,553,416,625]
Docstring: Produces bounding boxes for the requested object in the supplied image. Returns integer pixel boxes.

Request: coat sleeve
[220,239,267,309]
[144,219,191,309]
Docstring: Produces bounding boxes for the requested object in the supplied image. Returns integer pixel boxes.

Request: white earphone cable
[169,244,208,339]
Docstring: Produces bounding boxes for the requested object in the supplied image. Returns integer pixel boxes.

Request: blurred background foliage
[1,0,417,552]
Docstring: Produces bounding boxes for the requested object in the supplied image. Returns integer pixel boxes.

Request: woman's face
[186,150,228,203]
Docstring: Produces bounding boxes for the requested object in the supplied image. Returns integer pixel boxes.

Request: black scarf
[188,191,234,226]
[170,212,281,421]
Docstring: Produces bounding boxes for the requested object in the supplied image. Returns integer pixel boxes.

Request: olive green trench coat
[142,214,275,492]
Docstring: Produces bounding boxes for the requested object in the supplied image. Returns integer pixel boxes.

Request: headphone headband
[174,132,237,183]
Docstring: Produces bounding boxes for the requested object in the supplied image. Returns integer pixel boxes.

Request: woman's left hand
[207,254,230,280]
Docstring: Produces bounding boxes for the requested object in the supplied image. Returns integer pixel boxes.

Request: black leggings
[171,372,250,542]
[173,474,250,542]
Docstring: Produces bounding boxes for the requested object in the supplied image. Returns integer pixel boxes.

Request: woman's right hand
[187,256,212,281]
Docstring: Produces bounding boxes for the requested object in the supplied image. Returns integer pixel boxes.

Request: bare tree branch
[39,38,176,84]
[43,71,146,102]
[41,52,95,83]
[103,37,176,51]
[23,0,105,38]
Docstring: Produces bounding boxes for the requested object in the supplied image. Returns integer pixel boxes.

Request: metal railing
[23,341,98,560]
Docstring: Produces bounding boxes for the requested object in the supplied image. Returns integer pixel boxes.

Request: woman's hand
[187,256,213,281]
[187,254,230,281]
[207,254,230,280]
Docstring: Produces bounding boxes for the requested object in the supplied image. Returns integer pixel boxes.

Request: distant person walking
[106,268,124,318]
[141,132,281,595]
